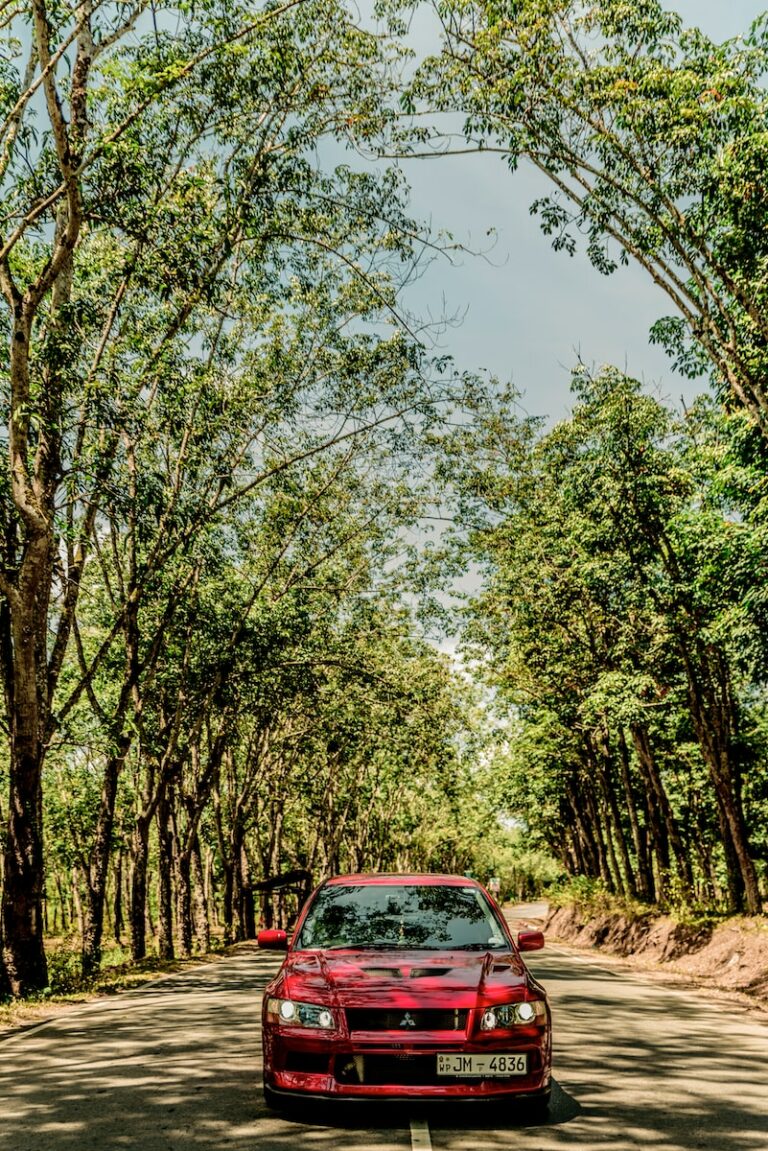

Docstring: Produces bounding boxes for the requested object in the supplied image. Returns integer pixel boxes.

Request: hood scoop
[359,966,456,980]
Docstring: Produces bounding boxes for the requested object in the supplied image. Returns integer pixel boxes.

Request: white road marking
[410,1118,432,1150]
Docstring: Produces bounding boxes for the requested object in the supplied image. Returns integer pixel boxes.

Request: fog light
[481,1009,498,1030]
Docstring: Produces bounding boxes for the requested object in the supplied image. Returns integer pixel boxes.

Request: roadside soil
[539,902,768,1011]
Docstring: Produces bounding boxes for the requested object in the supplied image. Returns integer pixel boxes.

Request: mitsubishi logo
[400,1012,417,1029]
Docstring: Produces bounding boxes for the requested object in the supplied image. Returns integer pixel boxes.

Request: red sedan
[258,873,552,1114]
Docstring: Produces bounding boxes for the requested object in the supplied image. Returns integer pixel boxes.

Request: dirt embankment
[545,904,768,1004]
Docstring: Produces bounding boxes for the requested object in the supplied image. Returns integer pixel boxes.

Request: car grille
[345,1009,467,1032]
[334,1054,443,1085]
[285,1051,332,1074]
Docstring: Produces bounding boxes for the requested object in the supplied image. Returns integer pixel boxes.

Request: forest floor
[541,902,768,1011]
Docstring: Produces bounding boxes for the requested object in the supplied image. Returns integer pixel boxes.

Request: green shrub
[45,946,86,995]
[547,876,652,921]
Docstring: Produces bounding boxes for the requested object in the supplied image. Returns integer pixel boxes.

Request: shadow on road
[273,1077,580,1132]
[2,948,767,1151]
[495,949,768,1151]
[0,955,282,1151]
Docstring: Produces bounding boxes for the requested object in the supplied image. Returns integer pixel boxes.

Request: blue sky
[395,1,765,422]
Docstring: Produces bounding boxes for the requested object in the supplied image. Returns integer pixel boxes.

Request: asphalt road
[1,907,767,1151]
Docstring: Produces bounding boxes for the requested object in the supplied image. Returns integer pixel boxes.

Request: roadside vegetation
[1,1,767,1000]
[545,876,710,929]
[447,373,768,921]
[402,0,768,925]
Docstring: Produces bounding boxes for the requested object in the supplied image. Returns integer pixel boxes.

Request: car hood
[276,949,533,1009]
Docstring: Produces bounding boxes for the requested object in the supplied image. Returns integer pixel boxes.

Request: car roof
[324,874,483,888]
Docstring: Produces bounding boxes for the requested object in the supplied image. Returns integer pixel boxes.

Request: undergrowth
[546,876,647,920]
[546,875,722,928]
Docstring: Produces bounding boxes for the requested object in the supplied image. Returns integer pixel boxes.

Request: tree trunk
[191,837,211,953]
[592,731,636,897]
[653,608,760,911]
[1,539,51,995]
[565,780,600,878]
[683,666,761,913]
[583,777,615,890]
[711,776,747,912]
[617,728,653,901]
[630,724,694,902]
[231,837,244,942]
[565,823,585,875]
[239,844,256,939]
[130,815,151,961]
[1,135,85,993]
[221,857,235,941]
[55,872,70,934]
[176,851,193,959]
[81,745,129,977]
[156,791,175,960]
[113,847,124,946]
[71,866,84,941]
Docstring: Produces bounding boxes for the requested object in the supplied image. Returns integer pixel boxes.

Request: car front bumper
[263,1031,552,1100]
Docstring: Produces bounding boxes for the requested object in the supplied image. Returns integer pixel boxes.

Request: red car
[258,873,552,1114]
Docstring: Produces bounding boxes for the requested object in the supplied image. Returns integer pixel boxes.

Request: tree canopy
[450,371,768,914]
[390,0,768,431]
[3,0,768,998]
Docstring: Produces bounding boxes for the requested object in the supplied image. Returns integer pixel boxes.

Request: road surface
[1,905,766,1151]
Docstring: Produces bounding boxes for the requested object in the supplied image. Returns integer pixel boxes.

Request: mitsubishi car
[258,873,551,1112]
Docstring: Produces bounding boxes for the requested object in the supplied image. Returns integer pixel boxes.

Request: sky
[390,0,766,423]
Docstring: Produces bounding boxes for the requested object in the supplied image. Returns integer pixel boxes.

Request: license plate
[436,1053,528,1077]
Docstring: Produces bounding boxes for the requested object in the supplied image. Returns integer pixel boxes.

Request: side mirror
[517,930,545,952]
[258,928,288,950]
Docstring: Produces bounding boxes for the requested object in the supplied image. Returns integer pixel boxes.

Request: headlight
[266,997,336,1030]
[480,1000,546,1029]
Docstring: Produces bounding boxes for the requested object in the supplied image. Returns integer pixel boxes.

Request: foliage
[5,0,768,998]
[0,0,472,994]
[448,370,768,915]
[389,0,768,436]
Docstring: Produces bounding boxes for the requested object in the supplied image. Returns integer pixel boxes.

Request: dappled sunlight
[1,947,766,1151]
[430,948,768,1150]
[0,950,411,1150]
[0,954,291,1151]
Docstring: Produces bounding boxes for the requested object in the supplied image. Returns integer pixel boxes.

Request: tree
[393,0,768,433]
[0,0,432,995]
[563,371,764,911]
[449,373,766,912]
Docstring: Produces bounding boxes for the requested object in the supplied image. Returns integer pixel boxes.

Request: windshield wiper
[319,941,398,950]
[360,941,434,950]
[454,942,506,951]
[322,941,438,951]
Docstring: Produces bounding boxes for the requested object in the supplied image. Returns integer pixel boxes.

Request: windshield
[295,883,508,951]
